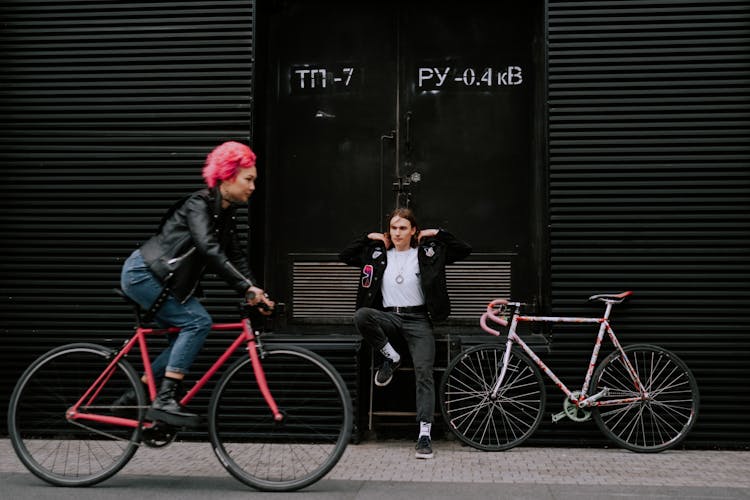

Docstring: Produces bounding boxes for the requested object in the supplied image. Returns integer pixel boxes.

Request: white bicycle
[440,291,699,453]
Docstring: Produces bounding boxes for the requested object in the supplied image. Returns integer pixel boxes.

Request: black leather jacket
[339,230,471,322]
[140,187,257,302]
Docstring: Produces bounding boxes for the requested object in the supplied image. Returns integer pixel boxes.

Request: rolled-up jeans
[354,307,435,423]
[120,249,212,377]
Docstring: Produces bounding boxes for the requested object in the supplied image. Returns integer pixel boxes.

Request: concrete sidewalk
[2,438,748,489]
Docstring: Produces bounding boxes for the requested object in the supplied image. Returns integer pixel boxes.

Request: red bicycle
[7,291,352,491]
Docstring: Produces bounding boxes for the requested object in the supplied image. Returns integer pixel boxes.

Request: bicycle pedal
[551,410,567,423]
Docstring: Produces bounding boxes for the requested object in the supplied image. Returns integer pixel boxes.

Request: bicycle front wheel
[591,344,699,452]
[7,343,145,486]
[209,345,352,492]
[440,344,546,451]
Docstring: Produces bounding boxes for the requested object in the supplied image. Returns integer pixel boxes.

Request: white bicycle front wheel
[440,344,546,451]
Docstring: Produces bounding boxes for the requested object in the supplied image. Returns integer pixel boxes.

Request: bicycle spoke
[592,345,699,452]
[441,346,545,451]
[209,347,351,492]
[8,344,143,486]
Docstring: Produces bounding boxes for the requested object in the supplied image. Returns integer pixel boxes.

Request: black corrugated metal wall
[1,0,275,434]
[542,0,750,448]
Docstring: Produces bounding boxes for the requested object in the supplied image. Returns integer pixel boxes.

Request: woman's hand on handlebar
[245,286,275,316]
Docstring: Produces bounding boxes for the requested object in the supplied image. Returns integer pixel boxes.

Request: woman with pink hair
[117,141,274,427]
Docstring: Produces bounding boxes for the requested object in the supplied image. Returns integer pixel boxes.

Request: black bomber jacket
[339,229,471,322]
[140,187,257,302]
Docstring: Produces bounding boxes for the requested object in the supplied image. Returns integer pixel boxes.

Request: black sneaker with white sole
[374,358,401,387]
[415,435,434,459]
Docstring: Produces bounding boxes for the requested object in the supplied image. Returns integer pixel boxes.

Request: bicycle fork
[244,321,284,423]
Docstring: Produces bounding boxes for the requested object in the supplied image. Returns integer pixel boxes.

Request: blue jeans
[354,307,435,423]
[120,249,212,377]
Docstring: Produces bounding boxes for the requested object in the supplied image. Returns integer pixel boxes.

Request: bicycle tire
[440,344,546,451]
[7,343,145,486]
[208,345,352,491]
[591,344,699,453]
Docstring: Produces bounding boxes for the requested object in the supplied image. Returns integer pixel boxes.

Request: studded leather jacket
[139,187,257,302]
[339,229,471,321]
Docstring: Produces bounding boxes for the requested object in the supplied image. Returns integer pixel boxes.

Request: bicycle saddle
[113,287,160,327]
[587,291,633,303]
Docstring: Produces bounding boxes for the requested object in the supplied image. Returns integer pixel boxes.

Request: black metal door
[396,3,539,306]
[264,1,541,325]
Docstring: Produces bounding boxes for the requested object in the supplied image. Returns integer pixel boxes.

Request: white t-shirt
[381,247,425,307]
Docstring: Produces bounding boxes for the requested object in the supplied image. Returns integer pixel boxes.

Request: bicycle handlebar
[239,300,274,319]
[480,299,513,335]
[243,290,274,312]
[480,313,504,336]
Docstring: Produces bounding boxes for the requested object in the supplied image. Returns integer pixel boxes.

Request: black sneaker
[374,358,401,387]
[415,435,434,459]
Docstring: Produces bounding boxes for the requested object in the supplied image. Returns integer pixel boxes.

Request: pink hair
[202,141,257,188]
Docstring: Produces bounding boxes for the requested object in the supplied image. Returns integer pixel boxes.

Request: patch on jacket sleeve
[361,264,374,288]
[424,246,435,257]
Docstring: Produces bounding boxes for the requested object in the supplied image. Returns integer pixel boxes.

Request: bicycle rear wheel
[440,344,546,451]
[7,343,145,486]
[591,344,699,452]
[209,345,352,491]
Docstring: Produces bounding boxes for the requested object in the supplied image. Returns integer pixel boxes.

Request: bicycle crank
[142,421,178,448]
[551,391,592,423]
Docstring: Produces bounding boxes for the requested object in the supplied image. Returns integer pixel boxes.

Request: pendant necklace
[393,249,407,284]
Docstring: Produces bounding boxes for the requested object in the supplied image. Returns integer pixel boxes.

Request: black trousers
[353,307,435,423]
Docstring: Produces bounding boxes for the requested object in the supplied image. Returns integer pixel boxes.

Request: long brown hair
[387,207,419,248]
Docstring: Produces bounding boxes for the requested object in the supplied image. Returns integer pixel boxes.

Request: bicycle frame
[481,297,648,410]
[66,314,282,430]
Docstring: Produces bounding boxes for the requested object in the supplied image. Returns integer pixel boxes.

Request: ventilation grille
[447,262,511,319]
[292,263,359,319]
[0,0,259,436]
